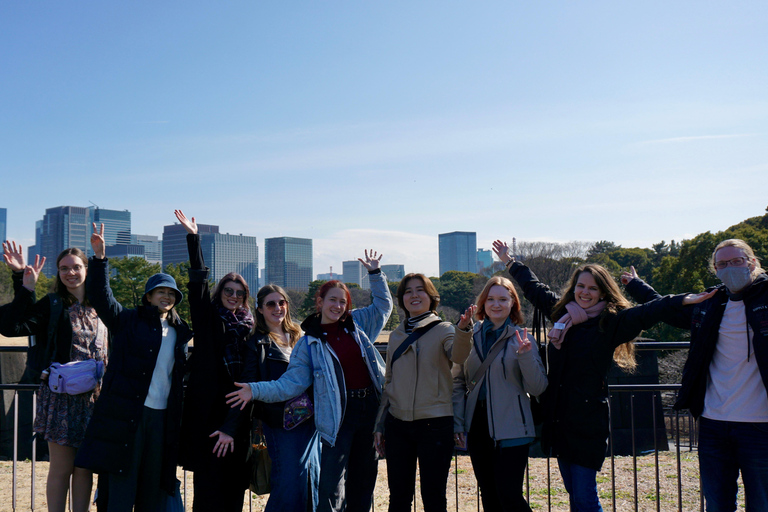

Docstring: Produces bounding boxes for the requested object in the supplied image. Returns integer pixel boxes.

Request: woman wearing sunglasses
[174,210,255,511]
[238,284,320,512]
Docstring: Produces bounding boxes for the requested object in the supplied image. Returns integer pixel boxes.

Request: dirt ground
[0,449,746,512]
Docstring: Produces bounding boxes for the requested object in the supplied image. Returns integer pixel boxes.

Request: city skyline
[2,3,767,278]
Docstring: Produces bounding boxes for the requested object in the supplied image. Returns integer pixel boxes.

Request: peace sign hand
[515,328,532,354]
[358,249,383,271]
[91,223,105,259]
[3,241,26,272]
[174,210,198,235]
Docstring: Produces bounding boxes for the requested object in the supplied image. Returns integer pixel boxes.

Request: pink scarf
[547,300,607,349]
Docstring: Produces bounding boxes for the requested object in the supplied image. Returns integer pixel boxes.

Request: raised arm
[0,252,46,338]
[493,239,559,317]
[351,250,393,342]
[86,223,124,331]
[621,267,692,330]
[178,210,212,332]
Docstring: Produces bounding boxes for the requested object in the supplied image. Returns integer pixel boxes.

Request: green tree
[110,257,163,307]
[300,280,327,319]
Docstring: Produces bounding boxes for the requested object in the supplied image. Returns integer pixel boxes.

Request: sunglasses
[223,287,246,299]
[265,299,288,309]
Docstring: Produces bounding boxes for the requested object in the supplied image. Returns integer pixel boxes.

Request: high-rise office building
[131,234,162,264]
[342,260,370,290]
[39,206,90,277]
[91,207,131,248]
[265,237,312,291]
[27,220,43,264]
[438,231,477,276]
[477,248,493,272]
[162,223,219,267]
[106,244,146,259]
[200,233,259,294]
[37,206,132,276]
[381,264,405,283]
[0,208,6,244]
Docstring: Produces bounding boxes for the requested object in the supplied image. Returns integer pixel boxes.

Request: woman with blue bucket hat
[75,223,193,512]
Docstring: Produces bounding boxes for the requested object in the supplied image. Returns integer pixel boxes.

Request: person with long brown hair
[239,284,320,512]
[174,210,256,511]
[1,242,107,512]
[453,276,547,512]
[493,239,714,512]
[227,250,392,512]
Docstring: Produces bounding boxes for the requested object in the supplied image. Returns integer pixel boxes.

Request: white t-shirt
[144,318,177,410]
[702,299,768,422]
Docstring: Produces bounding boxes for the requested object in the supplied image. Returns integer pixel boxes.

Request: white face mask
[716,266,753,293]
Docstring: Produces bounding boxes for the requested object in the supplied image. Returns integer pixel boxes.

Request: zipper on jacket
[326,343,347,426]
[517,395,527,429]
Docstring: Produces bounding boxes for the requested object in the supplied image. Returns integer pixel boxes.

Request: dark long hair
[211,272,251,314]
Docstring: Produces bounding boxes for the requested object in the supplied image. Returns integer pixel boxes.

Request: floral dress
[33,303,108,447]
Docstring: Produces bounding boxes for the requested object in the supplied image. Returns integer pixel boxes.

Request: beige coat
[375,313,472,432]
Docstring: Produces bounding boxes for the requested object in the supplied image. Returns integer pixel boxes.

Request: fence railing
[1,342,710,511]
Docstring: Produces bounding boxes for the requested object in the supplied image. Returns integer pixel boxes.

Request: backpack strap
[46,293,63,364]
[390,319,442,367]
[466,335,508,394]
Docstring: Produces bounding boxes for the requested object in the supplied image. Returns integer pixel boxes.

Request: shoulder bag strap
[389,319,442,367]
[466,335,508,394]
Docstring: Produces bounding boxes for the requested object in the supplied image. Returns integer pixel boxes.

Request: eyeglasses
[265,299,288,309]
[714,257,749,270]
[59,264,84,274]
[223,287,246,299]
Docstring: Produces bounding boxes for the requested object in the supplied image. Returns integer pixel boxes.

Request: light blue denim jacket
[248,271,392,446]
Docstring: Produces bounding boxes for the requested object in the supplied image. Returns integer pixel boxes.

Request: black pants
[384,414,454,512]
[467,402,532,512]
[192,445,248,512]
[318,392,379,512]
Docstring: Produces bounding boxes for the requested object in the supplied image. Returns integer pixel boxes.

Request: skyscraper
[476,248,493,272]
[0,208,6,244]
[37,206,133,276]
[200,233,259,294]
[39,206,90,277]
[381,264,405,283]
[91,207,131,248]
[162,223,219,267]
[342,260,369,290]
[131,234,162,264]
[438,231,477,276]
[265,237,313,291]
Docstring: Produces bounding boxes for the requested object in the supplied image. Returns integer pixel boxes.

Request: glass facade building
[0,208,6,244]
[381,264,405,283]
[342,260,369,290]
[200,233,260,295]
[131,234,162,264]
[265,237,313,291]
[438,231,477,276]
[162,223,219,267]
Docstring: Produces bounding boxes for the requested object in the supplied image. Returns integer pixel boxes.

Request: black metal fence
[1,342,714,511]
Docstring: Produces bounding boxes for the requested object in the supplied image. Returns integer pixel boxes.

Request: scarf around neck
[547,300,606,349]
[218,305,255,380]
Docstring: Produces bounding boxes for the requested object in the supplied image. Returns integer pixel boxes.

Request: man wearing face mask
[622,239,768,512]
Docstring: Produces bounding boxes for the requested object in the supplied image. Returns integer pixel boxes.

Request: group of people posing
[1,213,766,512]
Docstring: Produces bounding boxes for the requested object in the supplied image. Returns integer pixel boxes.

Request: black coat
[74,257,192,495]
[626,273,768,418]
[508,262,685,470]
[178,234,250,484]
[0,271,75,378]
[240,332,293,429]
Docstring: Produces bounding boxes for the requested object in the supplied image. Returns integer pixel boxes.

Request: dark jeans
[557,459,603,512]
[698,417,768,512]
[108,406,166,512]
[384,413,454,512]
[318,392,379,512]
[264,419,321,512]
[467,402,532,512]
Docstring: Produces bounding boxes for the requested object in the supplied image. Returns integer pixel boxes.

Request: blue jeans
[557,459,603,512]
[318,392,379,512]
[263,419,321,512]
[698,417,768,512]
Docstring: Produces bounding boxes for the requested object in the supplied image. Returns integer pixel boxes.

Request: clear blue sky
[2,1,767,278]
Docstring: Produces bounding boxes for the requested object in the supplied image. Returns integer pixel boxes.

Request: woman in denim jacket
[228,250,392,512]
